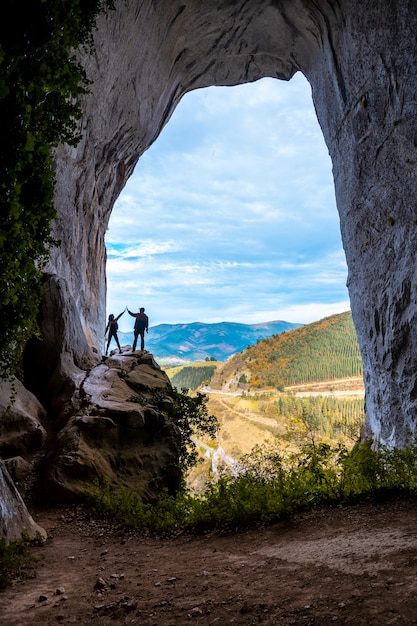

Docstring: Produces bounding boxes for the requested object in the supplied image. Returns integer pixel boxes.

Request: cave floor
[1,498,417,625]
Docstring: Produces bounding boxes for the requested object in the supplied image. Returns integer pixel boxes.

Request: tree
[170,388,218,478]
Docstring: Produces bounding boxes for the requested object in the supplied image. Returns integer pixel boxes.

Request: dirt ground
[2,498,417,625]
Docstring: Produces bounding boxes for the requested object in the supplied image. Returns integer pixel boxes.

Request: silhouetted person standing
[105,308,126,355]
[127,306,149,351]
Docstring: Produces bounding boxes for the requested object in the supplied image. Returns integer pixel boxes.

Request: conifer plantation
[242,311,362,388]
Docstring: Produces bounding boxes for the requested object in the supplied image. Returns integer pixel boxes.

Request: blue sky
[105,73,350,332]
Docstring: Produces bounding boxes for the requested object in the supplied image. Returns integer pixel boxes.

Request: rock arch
[31,0,417,447]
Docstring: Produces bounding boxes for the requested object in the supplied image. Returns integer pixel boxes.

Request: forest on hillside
[242,311,362,389]
[257,393,364,442]
[170,364,217,390]
[165,313,366,490]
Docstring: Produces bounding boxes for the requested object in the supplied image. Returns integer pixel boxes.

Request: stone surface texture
[0,379,47,459]
[38,351,181,503]
[0,461,46,543]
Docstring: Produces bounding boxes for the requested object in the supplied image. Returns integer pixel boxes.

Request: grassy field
[164,361,221,383]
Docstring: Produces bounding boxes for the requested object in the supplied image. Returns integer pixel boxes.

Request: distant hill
[210,311,363,390]
[117,320,301,364]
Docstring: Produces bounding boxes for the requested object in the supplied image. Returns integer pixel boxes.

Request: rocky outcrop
[15,4,417,446]
[0,351,181,540]
[38,350,181,503]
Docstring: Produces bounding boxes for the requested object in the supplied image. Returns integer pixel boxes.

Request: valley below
[186,376,366,490]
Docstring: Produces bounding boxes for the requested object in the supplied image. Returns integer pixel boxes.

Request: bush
[86,440,417,534]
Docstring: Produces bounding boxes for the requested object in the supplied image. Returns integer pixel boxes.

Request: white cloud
[106,74,348,330]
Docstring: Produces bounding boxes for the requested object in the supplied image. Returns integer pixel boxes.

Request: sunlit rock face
[0,352,181,519]
[32,0,417,446]
[38,351,181,503]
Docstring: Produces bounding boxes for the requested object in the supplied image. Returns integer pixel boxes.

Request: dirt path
[286,378,365,396]
[214,396,278,428]
[1,499,417,625]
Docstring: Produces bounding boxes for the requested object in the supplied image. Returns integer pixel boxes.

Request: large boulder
[16,1,417,448]
[39,351,181,503]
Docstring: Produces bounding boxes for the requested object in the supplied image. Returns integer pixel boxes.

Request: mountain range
[117,320,302,364]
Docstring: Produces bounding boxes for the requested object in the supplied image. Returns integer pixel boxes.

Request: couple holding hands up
[105,306,149,355]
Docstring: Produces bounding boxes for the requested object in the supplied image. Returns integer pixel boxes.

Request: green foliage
[0,531,39,589]
[0,0,113,379]
[170,365,216,390]
[340,439,417,496]
[242,311,363,388]
[129,387,218,478]
[87,441,417,533]
[169,387,218,475]
[86,478,193,532]
[273,394,365,442]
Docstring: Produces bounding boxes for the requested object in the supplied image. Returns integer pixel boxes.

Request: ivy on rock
[0,0,113,379]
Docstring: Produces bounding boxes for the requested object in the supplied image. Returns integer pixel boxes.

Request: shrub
[86,440,417,534]
[129,387,218,479]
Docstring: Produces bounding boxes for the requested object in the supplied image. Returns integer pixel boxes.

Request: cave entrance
[105,74,348,334]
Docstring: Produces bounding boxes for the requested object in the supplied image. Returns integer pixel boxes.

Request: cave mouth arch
[43,1,417,447]
[105,75,348,337]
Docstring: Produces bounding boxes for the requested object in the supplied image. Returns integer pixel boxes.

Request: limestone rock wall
[0,381,47,543]
[27,0,417,447]
[39,351,181,503]
[303,1,417,445]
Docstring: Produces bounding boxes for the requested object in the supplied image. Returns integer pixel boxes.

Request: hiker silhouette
[127,306,149,351]
[105,308,126,355]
